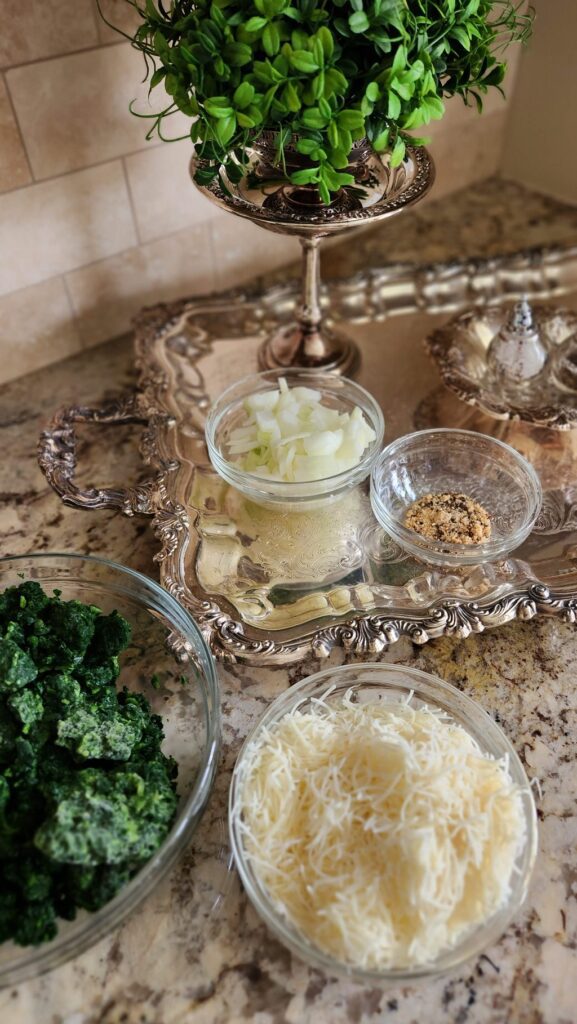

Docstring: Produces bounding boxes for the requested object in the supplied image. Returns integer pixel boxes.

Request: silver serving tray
[39,242,577,664]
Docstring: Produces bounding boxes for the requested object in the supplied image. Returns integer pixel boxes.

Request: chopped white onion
[228,378,376,482]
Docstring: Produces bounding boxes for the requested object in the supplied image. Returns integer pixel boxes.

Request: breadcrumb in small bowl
[370,429,542,566]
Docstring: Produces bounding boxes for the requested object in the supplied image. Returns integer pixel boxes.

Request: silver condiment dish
[426,300,577,429]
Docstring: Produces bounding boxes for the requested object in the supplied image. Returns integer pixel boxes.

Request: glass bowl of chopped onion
[370,428,542,566]
[229,663,537,984]
[0,553,220,986]
[205,369,384,510]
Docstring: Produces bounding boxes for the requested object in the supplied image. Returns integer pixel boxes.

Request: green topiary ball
[103,0,533,203]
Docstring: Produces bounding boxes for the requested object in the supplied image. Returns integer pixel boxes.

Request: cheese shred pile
[234,691,527,970]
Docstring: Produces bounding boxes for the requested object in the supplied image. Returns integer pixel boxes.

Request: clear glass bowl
[229,663,537,984]
[0,553,220,987]
[370,428,542,566]
[205,369,384,510]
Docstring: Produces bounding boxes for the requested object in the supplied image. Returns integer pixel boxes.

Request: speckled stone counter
[1,179,577,1024]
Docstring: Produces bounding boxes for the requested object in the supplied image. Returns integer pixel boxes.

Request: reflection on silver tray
[39,242,577,664]
[426,300,577,429]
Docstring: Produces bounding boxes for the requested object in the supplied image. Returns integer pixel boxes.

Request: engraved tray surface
[41,243,577,663]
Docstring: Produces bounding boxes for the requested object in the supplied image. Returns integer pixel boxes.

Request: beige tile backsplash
[66,220,217,346]
[0,278,80,383]
[7,44,173,180]
[95,0,143,45]
[0,11,521,384]
[0,161,137,296]
[125,141,216,244]
[0,0,98,69]
[0,76,31,193]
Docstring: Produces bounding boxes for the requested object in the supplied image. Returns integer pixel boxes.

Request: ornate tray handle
[38,394,171,518]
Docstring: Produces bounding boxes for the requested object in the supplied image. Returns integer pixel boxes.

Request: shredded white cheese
[233,691,527,970]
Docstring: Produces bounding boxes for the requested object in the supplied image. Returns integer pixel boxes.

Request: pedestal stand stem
[297,235,326,362]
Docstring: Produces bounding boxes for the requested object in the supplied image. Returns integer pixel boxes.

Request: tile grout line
[0,38,126,76]
[0,141,164,198]
[62,213,224,287]
[2,71,35,183]
[60,274,85,347]
[90,0,105,47]
[121,156,143,246]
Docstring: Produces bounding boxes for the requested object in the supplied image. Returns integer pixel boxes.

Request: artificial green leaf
[291,29,309,50]
[289,50,319,73]
[348,11,370,33]
[337,108,364,130]
[390,135,406,167]
[233,81,255,109]
[283,81,301,111]
[452,26,471,50]
[317,26,334,59]
[401,107,425,130]
[296,137,319,155]
[483,63,506,87]
[318,96,331,119]
[312,71,326,100]
[301,106,328,129]
[372,127,390,150]
[424,94,445,119]
[328,120,339,148]
[236,111,257,127]
[194,165,219,186]
[387,91,401,119]
[391,77,413,101]
[204,97,235,118]
[263,22,280,55]
[149,68,167,91]
[224,42,253,66]
[290,167,319,184]
[210,4,227,29]
[328,146,349,168]
[318,179,331,204]
[272,50,289,73]
[244,16,267,32]
[312,39,325,68]
[391,45,407,75]
[214,113,236,147]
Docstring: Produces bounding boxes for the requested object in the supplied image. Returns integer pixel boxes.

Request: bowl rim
[370,428,543,564]
[0,552,221,987]
[205,368,385,500]
[229,662,538,983]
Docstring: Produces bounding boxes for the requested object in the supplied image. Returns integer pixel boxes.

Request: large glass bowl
[0,553,220,987]
[205,368,384,510]
[229,663,538,984]
[370,428,542,566]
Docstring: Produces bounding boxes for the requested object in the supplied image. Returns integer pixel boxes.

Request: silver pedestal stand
[191,142,435,374]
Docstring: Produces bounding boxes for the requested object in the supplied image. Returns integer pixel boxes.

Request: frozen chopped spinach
[0,582,178,947]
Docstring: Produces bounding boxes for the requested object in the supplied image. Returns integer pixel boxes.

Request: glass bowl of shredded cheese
[370,429,542,566]
[205,369,384,510]
[229,663,537,982]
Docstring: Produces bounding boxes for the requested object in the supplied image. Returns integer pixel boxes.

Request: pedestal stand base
[257,323,359,375]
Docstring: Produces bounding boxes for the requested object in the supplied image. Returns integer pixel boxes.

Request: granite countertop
[1,178,577,1024]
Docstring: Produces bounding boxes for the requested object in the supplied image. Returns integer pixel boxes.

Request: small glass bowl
[205,369,384,510]
[0,553,220,987]
[370,428,542,566]
[229,663,538,984]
